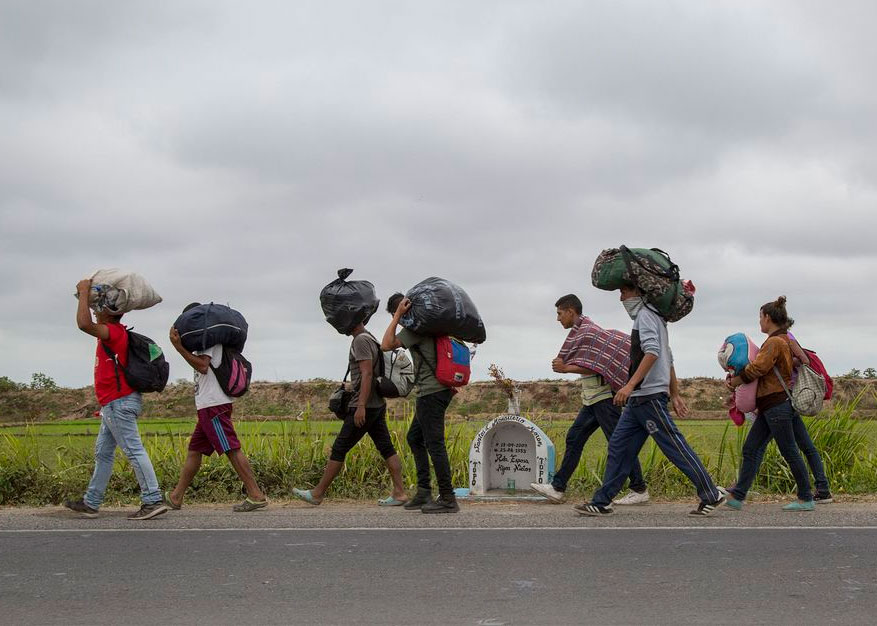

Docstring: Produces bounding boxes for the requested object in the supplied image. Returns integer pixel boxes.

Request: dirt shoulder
[3,497,877,531]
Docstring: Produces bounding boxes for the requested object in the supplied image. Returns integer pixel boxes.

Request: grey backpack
[774,365,826,416]
[376,348,415,398]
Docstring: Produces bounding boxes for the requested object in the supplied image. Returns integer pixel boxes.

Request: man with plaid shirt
[530,294,649,505]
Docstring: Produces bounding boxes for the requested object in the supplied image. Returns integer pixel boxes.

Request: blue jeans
[750,412,830,495]
[84,393,162,509]
[591,393,721,507]
[730,400,813,502]
[552,399,646,493]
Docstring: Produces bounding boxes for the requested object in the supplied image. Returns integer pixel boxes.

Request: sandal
[163,490,182,510]
[378,496,408,507]
[292,488,323,506]
[233,497,269,513]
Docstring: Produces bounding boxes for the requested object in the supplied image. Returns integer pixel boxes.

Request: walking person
[292,315,408,506]
[738,331,833,503]
[64,279,168,520]
[164,303,268,512]
[576,284,726,517]
[725,297,816,511]
[381,293,458,513]
[530,294,648,505]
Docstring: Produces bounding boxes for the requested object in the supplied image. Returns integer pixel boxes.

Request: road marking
[1,526,877,533]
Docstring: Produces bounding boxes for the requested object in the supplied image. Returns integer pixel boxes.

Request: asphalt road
[0,502,877,626]
[2,502,877,625]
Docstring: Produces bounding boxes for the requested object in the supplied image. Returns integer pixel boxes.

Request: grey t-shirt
[629,306,674,398]
[397,328,448,397]
[348,331,385,409]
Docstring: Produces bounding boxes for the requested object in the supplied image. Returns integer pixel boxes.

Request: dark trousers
[330,406,396,462]
[592,393,721,507]
[552,399,646,493]
[407,389,454,497]
[749,412,830,495]
[731,400,813,502]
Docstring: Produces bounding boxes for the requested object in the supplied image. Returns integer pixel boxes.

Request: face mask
[623,297,645,320]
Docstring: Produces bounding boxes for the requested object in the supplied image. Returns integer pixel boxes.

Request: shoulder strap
[102,342,122,393]
[201,303,212,351]
[358,331,384,378]
[208,345,228,374]
[773,366,793,403]
[411,340,438,378]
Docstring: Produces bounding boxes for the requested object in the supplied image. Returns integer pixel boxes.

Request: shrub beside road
[2,394,874,506]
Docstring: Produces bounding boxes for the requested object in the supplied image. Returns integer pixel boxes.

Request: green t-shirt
[397,328,448,397]
[581,374,612,407]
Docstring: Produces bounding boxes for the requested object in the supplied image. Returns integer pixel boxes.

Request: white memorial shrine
[466,414,556,496]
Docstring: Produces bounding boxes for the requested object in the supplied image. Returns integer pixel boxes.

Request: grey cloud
[1,1,875,388]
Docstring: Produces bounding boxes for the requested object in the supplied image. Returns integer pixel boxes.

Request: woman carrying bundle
[726,296,815,511]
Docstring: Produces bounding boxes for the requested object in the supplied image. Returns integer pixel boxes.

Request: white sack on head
[86,269,162,314]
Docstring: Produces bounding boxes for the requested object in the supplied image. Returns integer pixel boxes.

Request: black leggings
[330,405,396,462]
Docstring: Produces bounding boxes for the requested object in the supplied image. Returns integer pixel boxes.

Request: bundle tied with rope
[591,246,695,322]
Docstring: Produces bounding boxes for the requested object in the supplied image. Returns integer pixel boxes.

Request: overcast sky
[2,0,875,388]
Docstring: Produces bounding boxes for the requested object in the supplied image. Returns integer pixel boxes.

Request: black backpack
[103,330,169,393]
[210,346,252,397]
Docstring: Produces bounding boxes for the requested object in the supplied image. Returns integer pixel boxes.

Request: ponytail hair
[761,295,794,330]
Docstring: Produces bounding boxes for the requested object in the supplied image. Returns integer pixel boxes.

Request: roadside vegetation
[1,393,874,506]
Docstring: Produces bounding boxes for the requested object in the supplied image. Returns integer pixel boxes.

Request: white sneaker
[613,489,650,505]
[530,482,566,503]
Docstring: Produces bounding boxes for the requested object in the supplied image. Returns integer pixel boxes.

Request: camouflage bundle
[591,246,695,322]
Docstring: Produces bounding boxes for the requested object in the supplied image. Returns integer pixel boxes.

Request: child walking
[164,303,267,512]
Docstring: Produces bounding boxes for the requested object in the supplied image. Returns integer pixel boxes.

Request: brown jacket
[740,330,794,412]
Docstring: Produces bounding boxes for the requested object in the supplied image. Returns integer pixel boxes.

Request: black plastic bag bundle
[320,268,380,335]
[174,303,248,352]
[400,277,486,343]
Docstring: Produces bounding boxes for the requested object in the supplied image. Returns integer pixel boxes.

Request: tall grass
[1,395,875,505]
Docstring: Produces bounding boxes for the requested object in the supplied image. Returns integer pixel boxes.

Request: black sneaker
[574,503,614,516]
[421,496,460,514]
[64,499,98,518]
[127,502,169,521]
[404,488,433,511]
[814,492,834,504]
[689,493,726,517]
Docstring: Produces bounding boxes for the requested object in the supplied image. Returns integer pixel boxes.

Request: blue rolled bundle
[174,303,248,352]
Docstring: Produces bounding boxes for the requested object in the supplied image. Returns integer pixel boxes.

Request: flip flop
[292,488,322,506]
[163,490,181,510]
[233,497,269,513]
[378,496,408,507]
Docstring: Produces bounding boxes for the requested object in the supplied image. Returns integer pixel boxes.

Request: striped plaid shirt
[557,315,631,392]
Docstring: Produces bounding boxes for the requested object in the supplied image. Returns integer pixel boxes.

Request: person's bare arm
[75,279,109,340]
[354,359,373,427]
[669,366,689,418]
[381,298,410,351]
[551,358,597,376]
[614,353,657,406]
[169,327,211,374]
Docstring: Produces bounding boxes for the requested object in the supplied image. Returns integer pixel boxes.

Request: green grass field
[5,416,877,458]
[2,399,876,506]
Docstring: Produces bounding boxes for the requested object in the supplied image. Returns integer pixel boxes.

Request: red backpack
[802,349,833,400]
[434,337,471,387]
